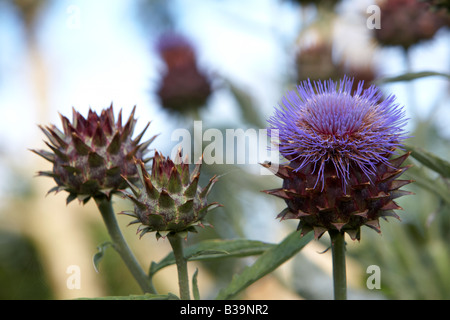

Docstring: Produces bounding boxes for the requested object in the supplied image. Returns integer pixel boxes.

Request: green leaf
[77,293,180,300]
[404,144,450,179]
[93,241,114,273]
[192,268,200,300]
[215,230,314,300]
[375,71,450,84]
[404,166,450,206]
[149,239,274,278]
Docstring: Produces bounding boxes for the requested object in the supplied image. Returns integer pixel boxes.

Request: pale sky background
[0,0,448,207]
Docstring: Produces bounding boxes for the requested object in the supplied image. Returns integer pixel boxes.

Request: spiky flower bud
[263,77,413,241]
[121,150,221,239]
[32,104,156,204]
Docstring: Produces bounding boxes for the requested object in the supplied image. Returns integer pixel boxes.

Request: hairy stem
[95,196,156,294]
[168,234,190,300]
[330,230,347,300]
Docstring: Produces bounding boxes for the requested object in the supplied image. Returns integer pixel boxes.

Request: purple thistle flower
[263,77,413,240]
[268,77,407,191]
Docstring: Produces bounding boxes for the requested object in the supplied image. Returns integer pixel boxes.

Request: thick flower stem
[94,196,156,294]
[330,230,347,300]
[168,234,190,300]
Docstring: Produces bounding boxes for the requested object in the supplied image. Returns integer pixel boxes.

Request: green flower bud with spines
[121,150,221,239]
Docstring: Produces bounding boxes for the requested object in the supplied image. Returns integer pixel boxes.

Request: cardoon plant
[32,104,155,204]
[32,105,157,294]
[263,77,412,299]
[120,149,221,300]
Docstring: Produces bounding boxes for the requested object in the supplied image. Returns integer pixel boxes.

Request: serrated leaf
[215,230,313,300]
[404,144,450,179]
[149,239,274,278]
[192,268,200,301]
[93,241,114,273]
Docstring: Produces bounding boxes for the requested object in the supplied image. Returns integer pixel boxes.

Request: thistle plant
[120,149,221,299]
[263,77,412,299]
[32,104,156,204]
[32,105,157,294]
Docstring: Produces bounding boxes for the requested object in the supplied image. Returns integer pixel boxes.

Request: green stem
[168,234,190,300]
[330,230,347,300]
[94,196,156,294]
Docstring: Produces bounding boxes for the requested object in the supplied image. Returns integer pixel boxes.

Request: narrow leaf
[375,71,450,84]
[93,241,114,273]
[192,268,200,300]
[404,144,450,179]
[215,230,313,300]
[149,239,274,278]
[78,293,179,300]
[404,166,450,206]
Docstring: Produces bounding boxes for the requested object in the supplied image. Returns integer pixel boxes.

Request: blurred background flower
[0,0,449,300]
[154,32,213,118]
[374,0,449,50]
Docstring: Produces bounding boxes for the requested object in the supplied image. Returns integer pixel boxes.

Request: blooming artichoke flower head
[263,77,412,240]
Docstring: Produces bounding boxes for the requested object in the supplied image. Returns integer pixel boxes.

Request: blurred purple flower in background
[155,32,213,116]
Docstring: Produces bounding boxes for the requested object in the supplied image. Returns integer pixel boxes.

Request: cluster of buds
[33,105,220,239]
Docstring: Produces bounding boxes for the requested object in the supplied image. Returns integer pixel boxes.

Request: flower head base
[32,105,156,204]
[121,150,221,239]
[264,77,412,240]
